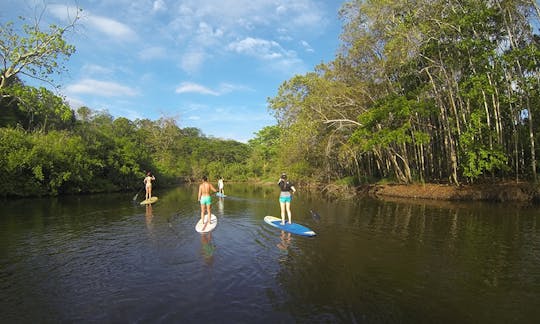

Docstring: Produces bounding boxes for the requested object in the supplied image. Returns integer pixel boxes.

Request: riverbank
[360,182,540,203]
[308,181,539,202]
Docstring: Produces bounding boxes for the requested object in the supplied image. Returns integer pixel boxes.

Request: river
[1,184,539,323]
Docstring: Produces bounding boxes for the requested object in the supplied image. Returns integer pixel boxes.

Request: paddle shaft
[132,187,144,201]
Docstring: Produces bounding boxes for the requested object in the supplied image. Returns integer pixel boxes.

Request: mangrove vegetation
[1,0,540,197]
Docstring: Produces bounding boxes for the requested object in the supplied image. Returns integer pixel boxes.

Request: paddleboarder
[144,172,155,200]
[217,176,225,196]
[278,173,296,225]
[198,175,217,230]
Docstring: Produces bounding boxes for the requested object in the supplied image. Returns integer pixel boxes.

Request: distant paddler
[144,171,156,200]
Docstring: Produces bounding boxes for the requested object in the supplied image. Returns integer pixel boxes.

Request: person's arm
[290,185,296,193]
[210,184,218,193]
[198,185,202,201]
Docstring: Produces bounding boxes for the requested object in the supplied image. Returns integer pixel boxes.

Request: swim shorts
[200,195,212,205]
[279,196,292,203]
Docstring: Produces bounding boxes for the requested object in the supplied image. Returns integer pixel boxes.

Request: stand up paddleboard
[140,196,158,205]
[216,192,227,198]
[196,213,218,233]
[264,216,316,237]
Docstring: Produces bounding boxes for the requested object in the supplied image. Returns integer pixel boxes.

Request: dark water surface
[1,184,540,323]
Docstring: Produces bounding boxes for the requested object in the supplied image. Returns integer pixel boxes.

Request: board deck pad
[196,213,218,233]
[264,216,316,237]
[140,196,158,205]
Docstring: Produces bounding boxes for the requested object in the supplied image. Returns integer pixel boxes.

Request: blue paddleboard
[216,192,227,198]
[264,216,316,237]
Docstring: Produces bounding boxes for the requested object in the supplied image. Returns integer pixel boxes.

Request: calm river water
[1,184,540,323]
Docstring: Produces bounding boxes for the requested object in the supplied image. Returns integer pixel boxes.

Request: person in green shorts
[198,175,217,230]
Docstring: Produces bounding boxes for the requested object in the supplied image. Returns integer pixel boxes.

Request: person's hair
[202,175,208,181]
[280,173,287,179]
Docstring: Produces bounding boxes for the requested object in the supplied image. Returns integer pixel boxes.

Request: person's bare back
[199,182,213,197]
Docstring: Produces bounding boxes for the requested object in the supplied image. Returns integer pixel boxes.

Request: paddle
[133,170,148,201]
[132,187,144,201]
[310,210,321,222]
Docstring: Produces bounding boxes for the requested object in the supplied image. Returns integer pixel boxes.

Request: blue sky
[2,0,345,142]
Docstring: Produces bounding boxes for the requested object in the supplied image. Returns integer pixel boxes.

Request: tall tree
[0,6,80,93]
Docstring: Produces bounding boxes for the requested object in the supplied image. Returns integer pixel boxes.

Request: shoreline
[360,182,540,203]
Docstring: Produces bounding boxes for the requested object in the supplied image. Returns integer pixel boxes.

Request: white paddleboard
[196,213,217,233]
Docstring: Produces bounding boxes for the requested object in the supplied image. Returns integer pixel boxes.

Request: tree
[0,6,80,93]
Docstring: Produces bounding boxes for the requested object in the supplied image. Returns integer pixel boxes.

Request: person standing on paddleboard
[217,176,225,196]
[144,172,156,200]
[278,173,296,225]
[198,176,217,229]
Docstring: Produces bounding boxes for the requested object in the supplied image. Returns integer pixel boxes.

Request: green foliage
[4,0,540,197]
[0,128,96,196]
[248,126,282,178]
[335,176,358,187]
[0,12,79,90]
[3,84,75,131]
[265,0,540,186]
[459,111,508,181]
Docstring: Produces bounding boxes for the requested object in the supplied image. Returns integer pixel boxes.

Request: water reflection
[1,186,540,323]
[277,231,292,252]
[217,196,224,214]
[200,232,215,266]
[145,204,153,228]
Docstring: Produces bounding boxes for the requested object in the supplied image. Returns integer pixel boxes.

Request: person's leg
[206,204,212,224]
[285,201,292,224]
[280,200,286,225]
[200,203,205,223]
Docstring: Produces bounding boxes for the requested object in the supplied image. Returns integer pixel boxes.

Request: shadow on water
[1,184,540,322]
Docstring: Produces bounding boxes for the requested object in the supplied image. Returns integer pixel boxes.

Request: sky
[1,0,346,142]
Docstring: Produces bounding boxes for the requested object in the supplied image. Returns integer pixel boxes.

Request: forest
[1,0,540,197]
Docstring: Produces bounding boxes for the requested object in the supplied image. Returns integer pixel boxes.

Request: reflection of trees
[272,198,539,322]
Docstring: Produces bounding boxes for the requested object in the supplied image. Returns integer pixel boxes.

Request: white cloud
[160,0,328,70]
[175,82,249,96]
[138,46,167,60]
[49,4,137,41]
[85,15,137,41]
[195,22,224,46]
[64,96,85,109]
[176,82,218,96]
[300,40,314,52]
[227,37,308,75]
[180,50,207,73]
[227,37,283,59]
[175,82,247,96]
[152,0,167,12]
[47,4,81,22]
[81,64,114,76]
[66,79,138,97]
[168,0,325,30]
